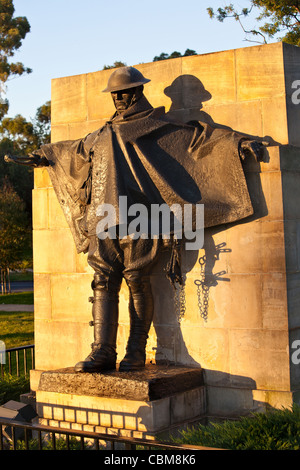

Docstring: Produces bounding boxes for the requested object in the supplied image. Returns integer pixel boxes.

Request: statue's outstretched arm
[4,153,49,168]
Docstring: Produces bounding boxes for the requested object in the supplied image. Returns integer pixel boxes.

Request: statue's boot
[119,276,153,372]
[74,289,118,373]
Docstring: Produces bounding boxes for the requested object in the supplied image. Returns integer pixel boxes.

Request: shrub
[0,373,30,405]
[175,406,300,450]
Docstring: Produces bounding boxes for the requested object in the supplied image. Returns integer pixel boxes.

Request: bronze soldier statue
[4,66,265,373]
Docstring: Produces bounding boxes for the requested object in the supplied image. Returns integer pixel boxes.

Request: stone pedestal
[34,366,206,438]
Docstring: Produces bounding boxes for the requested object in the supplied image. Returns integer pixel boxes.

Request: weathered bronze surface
[4,66,266,374]
[37,365,204,401]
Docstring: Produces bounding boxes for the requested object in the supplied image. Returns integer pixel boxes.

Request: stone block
[181,50,236,105]
[30,369,43,392]
[200,273,263,329]
[75,251,94,274]
[118,283,130,326]
[178,325,229,371]
[35,366,206,435]
[278,145,300,172]
[204,101,263,139]
[287,273,300,330]
[50,273,93,321]
[86,69,117,122]
[261,273,288,330]
[32,189,48,230]
[68,119,107,140]
[226,220,286,274]
[206,385,256,417]
[283,220,300,273]
[33,273,52,320]
[207,386,295,417]
[261,97,288,145]
[252,389,294,412]
[229,329,290,391]
[170,387,206,425]
[34,319,93,371]
[37,365,204,401]
[263,145,281,171]
[149,324,179,365]
[33,229,77,274]
[282,170,300,220]
[51,74,87,125]
[246,170,284,222]
[34,167,51,190]
[50,124,69,142]
[236,43,285,101]
[150,273,178,326]
[48,188,69,229]
[138,59,183,110]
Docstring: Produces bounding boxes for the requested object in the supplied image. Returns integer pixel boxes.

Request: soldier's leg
[74,237,123,372]
[119,237,161,372]
[119,272,154,371]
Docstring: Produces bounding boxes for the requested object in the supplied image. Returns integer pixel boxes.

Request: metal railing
[0,417,220,451]
[0,345,34,378]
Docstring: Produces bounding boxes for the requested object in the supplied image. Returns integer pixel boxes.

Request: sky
[5,0,275,121]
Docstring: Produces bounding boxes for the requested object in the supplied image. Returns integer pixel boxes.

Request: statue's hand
[4,153,49,167]
[4,154,15,164]
[239,140,268,162]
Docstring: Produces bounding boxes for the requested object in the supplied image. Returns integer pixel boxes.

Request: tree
[102,50,197,70]
[0,177,31,293]
[103,61,127,70]
[0,101,51,215]
[153,49,197,61]
[31,100,51,146]
[207,1,300,46]
[0,0,31,118]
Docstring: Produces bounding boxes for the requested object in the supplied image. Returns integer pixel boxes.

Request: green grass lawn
[0,309,34,405]
[0,310,34,348]
[0,291,34,304]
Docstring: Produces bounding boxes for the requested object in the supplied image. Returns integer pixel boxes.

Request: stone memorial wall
[31,42,300,417]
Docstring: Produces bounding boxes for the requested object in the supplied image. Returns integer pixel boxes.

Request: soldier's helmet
[102,66,150,93]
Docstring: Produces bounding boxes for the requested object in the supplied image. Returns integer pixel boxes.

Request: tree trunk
[0,267,10,294]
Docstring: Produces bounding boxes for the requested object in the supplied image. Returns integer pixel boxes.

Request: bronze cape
[36,95,253,255]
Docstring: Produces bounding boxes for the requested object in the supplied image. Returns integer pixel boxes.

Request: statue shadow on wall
[164,74,280,146]
[163,74,271,226]
[150,75,271,389]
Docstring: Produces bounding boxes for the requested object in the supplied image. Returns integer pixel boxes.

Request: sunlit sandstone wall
[32,42,300,416]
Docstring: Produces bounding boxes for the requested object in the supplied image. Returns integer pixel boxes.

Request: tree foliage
[102,61,127,70]
[153,49,197,61]
[207,1,300,46]
[0,177,31,292]
[30,100,51,146]
[102,49,198,69]
[0,100,50,291]
[0,0,32,118]
[0,101,51,214]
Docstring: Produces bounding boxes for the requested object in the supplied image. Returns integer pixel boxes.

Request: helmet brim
[102,78,150,93]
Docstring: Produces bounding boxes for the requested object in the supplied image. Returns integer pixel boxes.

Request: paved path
[0,304,34,312]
